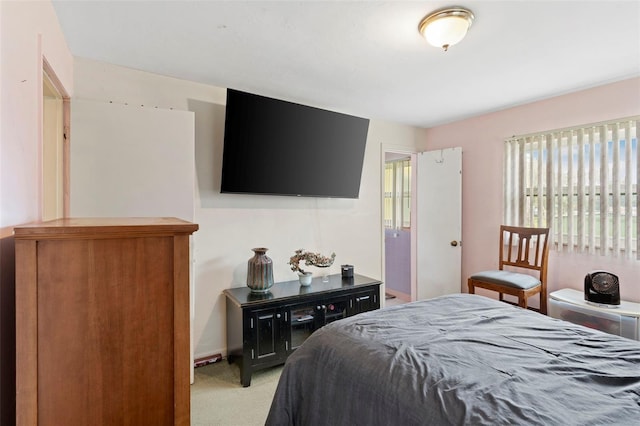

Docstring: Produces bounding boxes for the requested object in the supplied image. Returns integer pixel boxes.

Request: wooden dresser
[14,217,198,426]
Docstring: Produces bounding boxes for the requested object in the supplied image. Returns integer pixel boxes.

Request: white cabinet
[549,288,640,340]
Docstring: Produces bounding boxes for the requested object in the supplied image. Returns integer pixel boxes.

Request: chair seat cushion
[470,270,541,290]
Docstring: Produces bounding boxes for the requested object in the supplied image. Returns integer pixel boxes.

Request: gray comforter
[266,293,640,425]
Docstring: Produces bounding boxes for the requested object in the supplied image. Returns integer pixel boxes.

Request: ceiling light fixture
[418,7,474,52]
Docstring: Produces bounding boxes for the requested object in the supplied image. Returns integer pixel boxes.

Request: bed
[266,293,640,425]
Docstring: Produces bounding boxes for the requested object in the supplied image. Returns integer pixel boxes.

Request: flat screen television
[220,89,370,198]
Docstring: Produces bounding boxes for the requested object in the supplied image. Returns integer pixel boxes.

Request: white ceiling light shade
[419,7,474,51]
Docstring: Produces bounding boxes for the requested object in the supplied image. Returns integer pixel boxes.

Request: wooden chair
[468,225,550,314]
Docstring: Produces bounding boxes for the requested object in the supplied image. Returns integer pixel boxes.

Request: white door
[70,99,197,381]
[70,100,194,221]
[416,147,462,300]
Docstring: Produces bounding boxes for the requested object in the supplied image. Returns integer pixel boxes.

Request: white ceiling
[51,0,640,128]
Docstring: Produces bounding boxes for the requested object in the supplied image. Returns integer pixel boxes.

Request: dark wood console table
[224,274,382,386]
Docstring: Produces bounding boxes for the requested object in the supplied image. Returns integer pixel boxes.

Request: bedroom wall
[72,57,424,359]
[0,1,73,423]
[422,77,640,303]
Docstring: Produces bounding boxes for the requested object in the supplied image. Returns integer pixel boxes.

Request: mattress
[266,293,640,425]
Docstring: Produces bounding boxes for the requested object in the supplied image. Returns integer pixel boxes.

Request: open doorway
[42,59,70,220]
[382,147,463,306]
[382,150,417,304]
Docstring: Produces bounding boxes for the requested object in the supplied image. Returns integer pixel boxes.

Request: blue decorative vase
[247,248,274,293]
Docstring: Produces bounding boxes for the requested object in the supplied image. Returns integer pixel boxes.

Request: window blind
[384,159,411,229]
[504,117,638,259]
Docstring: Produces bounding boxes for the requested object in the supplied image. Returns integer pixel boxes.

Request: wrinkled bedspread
[266,293,640,426]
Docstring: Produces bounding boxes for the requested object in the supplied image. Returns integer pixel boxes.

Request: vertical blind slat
[577,128,585,252]
[623,121,633,259]
[588,127,597,254]
[599,126,609,256]
[392,161,397,228]
[537,136,544,229]
[636,120,639,261]
[567,131,575,253]
[555,133,563,251]
[503,142,510,224]
[527,137,534,227]
[396,161,401,229]
[518,138,526,225]
[545,134,554,248]
[611,123,621,256]
[506,141,516,225]
[511,141,518,225]
[625,121,634,259]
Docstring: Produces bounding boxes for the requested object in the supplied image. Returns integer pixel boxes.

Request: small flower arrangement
[288,249,336,274]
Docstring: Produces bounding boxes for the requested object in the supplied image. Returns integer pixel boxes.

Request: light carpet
[191,360,283,426]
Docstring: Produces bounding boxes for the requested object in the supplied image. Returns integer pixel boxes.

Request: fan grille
[592,272,619,294]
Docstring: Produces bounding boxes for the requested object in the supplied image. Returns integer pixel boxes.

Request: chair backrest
[499,225,550,281]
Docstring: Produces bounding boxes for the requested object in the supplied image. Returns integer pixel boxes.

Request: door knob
[450,240,459,247]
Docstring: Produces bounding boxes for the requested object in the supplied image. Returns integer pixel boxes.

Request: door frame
[380,144,418,304]
[42,57,71,219]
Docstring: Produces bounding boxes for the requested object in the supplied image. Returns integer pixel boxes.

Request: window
[384,158,411,229]
[504,117,638,259]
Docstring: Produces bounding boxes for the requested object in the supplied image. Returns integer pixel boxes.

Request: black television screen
[220,89,370,198]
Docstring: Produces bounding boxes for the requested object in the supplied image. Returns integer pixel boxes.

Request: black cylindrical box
[341,264,354,278]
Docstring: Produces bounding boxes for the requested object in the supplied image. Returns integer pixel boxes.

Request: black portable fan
[584,271,620,306]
